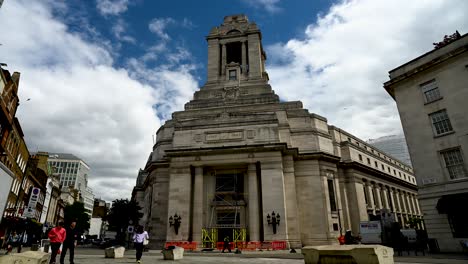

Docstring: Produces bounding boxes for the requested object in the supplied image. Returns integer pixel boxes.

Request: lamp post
[169,214,181,235]
[266,211,280,234]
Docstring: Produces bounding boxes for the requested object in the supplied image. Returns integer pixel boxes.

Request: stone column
[365,183,375,210]
[381,187,390,209]
[207,39,220,82]
[394,190,402,213]
[192,166,204,245]
[241,41,247,74]
[260,158,287,242]
[345,177,368,234]
[406,193,414,215]
[166,166,192,241]
[247,33,262,79]
[414,196,421,215]
[389,188,396,213]
[221,44,226,75]
[399,191,407,214]
[282,156,301,248]
[247,163,260,242]
[373,185,382,210]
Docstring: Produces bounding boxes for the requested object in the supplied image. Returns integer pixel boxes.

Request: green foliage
[407,217,422,229]
[64,202,90,232]
[107,199,142,241]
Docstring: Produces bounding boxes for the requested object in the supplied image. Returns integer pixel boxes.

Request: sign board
[23,187,40,218]
[359,221,382,244]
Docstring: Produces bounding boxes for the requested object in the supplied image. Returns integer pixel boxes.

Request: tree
[64,202,90,233]
[407,217,422,229]
[107,199,142,242]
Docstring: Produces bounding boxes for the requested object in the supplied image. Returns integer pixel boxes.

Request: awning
[436,192,468,214]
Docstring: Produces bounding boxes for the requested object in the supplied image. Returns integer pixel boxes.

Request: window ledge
[447,177,468,183]
[434,131,455,138]
[424,97,443,105]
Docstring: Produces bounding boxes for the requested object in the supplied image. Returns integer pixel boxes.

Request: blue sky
[1,0,467,201]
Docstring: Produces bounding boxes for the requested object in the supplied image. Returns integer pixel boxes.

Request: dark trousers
[60,243,74,264]
[135,242,144,260]
[49,243,62,264]
[222,242,231,253]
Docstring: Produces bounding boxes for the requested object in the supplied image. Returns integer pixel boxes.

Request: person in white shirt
[132,225,149,263]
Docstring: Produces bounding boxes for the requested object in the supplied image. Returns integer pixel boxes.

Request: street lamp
[169,214,181,235]
[266,211,280,234]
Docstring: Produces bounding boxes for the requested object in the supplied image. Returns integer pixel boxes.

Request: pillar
[207,39,220,82]
[389,188,396,213]
[414,196,421,215]
[365,183,375,210]
[261,160,287,242]
[282,156,301,248]
[221,44,226,75]
[381,187,390,210]
[247,33,262,79]
[394,190,402,213]
[166,166,192,241]
[248,163,260,241]
[241,41,247,74]
[373,185,382,210]
[192,166,204,245]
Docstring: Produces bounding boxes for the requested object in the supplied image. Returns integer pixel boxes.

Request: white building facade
[48,153,94,216]
[384,32,468,252]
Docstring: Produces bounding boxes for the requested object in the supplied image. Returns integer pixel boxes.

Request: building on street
[132,15,423,249]
[384,31,468,252]
[367,134,412,167]
[47,153,95,215]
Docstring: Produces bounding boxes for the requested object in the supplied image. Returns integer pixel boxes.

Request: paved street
[2,247,467,264]
[66,248,468,264]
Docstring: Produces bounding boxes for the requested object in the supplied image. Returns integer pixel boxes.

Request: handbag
[143,237,149,246]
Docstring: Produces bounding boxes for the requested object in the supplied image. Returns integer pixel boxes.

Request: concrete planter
[104,246,125,258]
[302,245,394,264]
[162,246,184,260]
[0,251,49,264]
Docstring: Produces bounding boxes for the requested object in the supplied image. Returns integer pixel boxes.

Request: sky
[0,0,467,202]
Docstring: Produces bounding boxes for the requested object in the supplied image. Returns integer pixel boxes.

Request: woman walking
[132,225,149,263]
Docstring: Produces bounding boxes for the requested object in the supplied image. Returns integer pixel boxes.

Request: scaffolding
[201,170,247,248]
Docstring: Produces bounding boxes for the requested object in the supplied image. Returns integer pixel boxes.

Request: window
[393,169,396,175]
[367,158,371,165]
[430,110,453,135]
[420,79,442,103]
[381,164,385,170]
[229,70,237,80]
[358,154,362,161]
[327,179,337,212]
[388,167,391,173]
[374,161,378,168]
[441,148,467,179]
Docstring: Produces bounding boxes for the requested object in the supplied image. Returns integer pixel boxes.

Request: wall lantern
[169,214,182,235]
[267,211,280,234]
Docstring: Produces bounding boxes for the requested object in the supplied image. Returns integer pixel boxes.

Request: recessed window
[367,158,371,165]
[441,148,467,180]
[420,79,442,103]
[381,164,385,170]
[229,70,237,80]
[327,179,337,212]
[388,167,391,173]
[430,110,453,135]
[358,154,363,161]
[374,161,378,168]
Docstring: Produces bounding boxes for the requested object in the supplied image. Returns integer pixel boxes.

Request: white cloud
[242,0,282,13]
[96,0,129,16]
[0,1,198,201]
[148,17,175,41]
[266,0,468,140]
[112,19,136,44]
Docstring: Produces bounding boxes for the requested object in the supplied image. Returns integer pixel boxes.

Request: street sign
[24,187,40,218]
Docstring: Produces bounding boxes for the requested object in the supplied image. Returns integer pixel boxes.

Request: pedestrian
[48,221,66,264]
[132,225,149,263]
[5,231,20,254]
[60,219,77,264]
[222,236,231,253]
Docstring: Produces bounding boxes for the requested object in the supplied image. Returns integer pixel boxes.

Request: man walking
[60,219,77,264]
[48,221,66,264]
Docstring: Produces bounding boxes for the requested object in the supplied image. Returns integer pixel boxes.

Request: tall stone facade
[384,32,468,252]
[133,15,421,249]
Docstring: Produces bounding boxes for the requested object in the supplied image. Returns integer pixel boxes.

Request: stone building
[133,15,422,249]
[384,32,468,252]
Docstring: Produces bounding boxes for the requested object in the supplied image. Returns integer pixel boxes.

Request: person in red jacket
[48,221,66,264]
